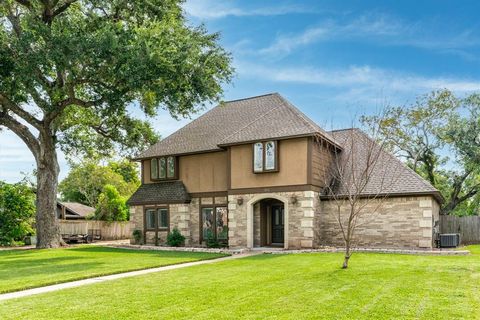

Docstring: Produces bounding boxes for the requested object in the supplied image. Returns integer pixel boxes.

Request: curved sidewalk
[0,253,255,302]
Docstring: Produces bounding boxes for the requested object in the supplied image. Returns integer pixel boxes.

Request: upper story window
[151,156,177,180]
[253,141,278,173]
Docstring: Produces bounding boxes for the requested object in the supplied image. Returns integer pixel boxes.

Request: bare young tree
[317,124,403,269]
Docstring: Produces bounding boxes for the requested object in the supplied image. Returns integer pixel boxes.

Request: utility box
[439,233,460,248]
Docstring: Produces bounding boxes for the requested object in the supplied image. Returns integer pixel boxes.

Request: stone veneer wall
[129,196,226,246]
[227,191,320,249]
[318,196,439,249]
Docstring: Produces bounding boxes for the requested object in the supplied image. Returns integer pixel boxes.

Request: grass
[1,247,480,319]
[0,246,226,294]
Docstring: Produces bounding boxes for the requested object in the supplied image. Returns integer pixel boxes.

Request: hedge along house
[127,93,442,249]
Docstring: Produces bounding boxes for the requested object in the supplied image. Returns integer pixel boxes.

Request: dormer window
[151,156,177,180]
[253,141,278,173]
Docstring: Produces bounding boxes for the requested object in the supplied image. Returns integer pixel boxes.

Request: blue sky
[2,0,480,182]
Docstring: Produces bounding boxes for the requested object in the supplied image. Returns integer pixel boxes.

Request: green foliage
[166,228,185,247]
[94,185,129,221]
[362,89,480,215]
[205,230,222,248]
[0,181,35,246]
[59,160,139,208]
[132,230,143,245]
[0,0,233,158]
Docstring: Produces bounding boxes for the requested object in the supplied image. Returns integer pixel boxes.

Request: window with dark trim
[145,207,169,230]
[201,206,228,243]
[150,156,177,180]
[253,140,278,173]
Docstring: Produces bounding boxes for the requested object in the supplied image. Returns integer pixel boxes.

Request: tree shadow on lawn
[70,246,227,257]
[0,257,102,278]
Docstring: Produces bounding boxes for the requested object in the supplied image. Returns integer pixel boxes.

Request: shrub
[166,228,185,247]
[0,181,35,246]
[205,230,222,248]
[132,229,143,244]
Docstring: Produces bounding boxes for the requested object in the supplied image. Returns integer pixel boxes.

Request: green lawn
[1,248,479,320]
[0,246,226,293]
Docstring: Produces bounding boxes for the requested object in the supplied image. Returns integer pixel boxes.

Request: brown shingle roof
[322,128,442,202]
[127,181,191,205]
[135,93,339,159]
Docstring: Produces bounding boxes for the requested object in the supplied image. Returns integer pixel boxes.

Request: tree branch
[13,0,32,9]
[52,0,77,18]
[0,94,42,129]
[0,111,40,161]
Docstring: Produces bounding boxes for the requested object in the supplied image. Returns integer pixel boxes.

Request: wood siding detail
[310,138,334,188]
[230,138,309,189]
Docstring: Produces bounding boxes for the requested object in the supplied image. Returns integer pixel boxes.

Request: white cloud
[259,13,479,57]
[183,0,314,20]
[237,61,480,101]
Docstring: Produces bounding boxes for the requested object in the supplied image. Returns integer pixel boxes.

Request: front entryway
[253,198,285,247]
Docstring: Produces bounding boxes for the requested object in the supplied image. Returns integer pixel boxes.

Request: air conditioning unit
[439,233,460,248]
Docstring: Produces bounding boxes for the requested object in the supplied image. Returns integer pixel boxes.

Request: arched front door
[246,194,289,249]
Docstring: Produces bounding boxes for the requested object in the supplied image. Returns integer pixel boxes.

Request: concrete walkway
[0,253,255,302]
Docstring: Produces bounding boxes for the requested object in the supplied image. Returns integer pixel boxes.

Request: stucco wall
[142,152,228,192]
[179,152,228,193]
[318,196,439,249]
[229,138,309,189]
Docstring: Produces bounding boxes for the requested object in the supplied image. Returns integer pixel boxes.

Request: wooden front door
[271,205,284,244]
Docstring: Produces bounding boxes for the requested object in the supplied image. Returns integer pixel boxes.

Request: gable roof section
[135,93,339,159]
[321,128,442,202]
[126,181,191,206]
[57,202,95,218]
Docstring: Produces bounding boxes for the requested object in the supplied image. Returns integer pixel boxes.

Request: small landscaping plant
[205,230,223,248]
[166,228,185,247]
[132,230,143,245]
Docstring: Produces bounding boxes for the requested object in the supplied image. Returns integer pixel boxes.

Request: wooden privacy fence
[59,220,131,240]
[440,215,480,244]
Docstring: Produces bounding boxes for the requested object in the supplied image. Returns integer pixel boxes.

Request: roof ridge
[223,92,278,104]
[328,127,358,133]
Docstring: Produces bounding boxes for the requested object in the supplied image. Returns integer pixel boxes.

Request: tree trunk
[35,132,64,248]
[342,246,351,269]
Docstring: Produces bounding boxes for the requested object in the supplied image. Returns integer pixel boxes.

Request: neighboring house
[127,93,441,249]
[56,202,95,220]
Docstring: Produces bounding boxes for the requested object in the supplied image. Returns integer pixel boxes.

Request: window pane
[159,157,166,179]
[150,159,158,179]
[253,142,263,172]
[158,209,168,228]
[265,141,276,170]
[167,156,175,178]
[146,209,156,229]
[216,207,228,240]
[202,208,214,240]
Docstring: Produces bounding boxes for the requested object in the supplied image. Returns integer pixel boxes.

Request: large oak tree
[362,90,480,215]
[0,0,233,248]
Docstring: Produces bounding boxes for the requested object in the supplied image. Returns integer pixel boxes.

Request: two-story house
[127,93,441,249]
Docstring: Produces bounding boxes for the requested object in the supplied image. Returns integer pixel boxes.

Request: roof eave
[217,132,342,149]
[320,191,444,204]
[132,148,224,161]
